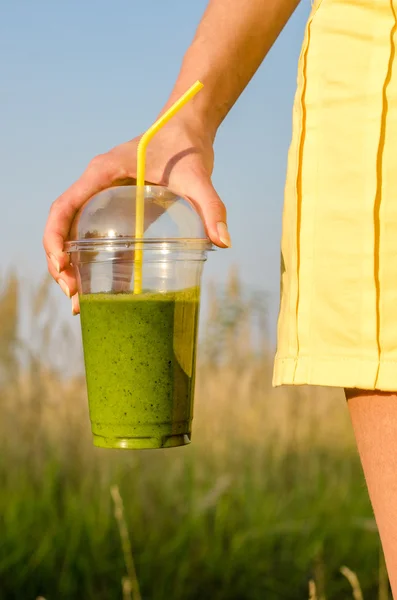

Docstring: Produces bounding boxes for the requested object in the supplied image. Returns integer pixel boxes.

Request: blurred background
[0,1,389,598]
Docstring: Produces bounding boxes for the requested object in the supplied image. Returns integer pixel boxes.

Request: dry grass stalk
[309,579,318,600]
[122,576,133,600]
[0,275,19,384]
[340,566,364,600]
[110,485,142,600]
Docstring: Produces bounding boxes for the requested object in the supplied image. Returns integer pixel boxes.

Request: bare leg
[346,389,397,596]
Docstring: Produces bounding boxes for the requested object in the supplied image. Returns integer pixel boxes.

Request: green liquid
[79,288,200,449]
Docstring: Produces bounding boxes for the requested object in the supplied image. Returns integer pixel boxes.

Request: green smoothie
[79,287,200,449]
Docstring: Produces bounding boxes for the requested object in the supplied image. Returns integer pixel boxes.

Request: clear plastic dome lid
[65,185,212,252]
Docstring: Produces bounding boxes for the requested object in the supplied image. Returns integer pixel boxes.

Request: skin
[346,390,397,595]
[43,0,397,591]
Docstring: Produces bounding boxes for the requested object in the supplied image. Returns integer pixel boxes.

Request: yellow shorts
[273,0,397,390]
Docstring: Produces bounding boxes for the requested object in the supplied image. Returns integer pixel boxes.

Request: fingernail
[72,295,80,316]
[216,222,232,248]
[58,279,71,298]
[49,253,60,273]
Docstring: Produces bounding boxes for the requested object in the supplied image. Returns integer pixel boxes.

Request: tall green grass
[0,271,390,599]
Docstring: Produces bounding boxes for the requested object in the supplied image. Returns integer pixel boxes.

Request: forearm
[162,0,300,138]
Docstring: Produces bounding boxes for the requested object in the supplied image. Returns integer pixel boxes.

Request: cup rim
[64,237,214,253]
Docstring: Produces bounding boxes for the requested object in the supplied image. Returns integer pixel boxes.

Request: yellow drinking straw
[134,80,204,293]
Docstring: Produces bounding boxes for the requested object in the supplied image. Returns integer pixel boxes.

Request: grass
[0,269,391,599]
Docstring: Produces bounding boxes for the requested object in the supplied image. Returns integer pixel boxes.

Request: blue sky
[0,0,310,342]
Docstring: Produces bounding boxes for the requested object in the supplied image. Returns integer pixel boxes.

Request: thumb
[187,176,231,248]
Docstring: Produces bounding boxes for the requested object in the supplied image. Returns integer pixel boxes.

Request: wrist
[160,84,221,144]
[155,103,217,148]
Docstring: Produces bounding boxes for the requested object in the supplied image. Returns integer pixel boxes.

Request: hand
[43,117,231,314]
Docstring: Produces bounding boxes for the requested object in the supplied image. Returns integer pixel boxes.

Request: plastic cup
[66,186,212,449]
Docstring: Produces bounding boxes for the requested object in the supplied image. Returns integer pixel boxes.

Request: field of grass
[0,270,391,599]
